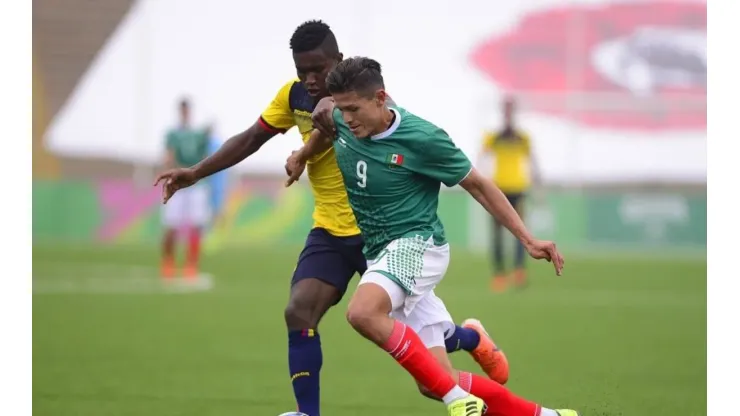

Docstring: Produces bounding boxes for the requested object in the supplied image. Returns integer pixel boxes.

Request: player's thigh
[355,270,408,314]
[161,190,187,228]
[286,278,342,329]
[366,238,450,294]
[399,242,451,317]
[365,239,454,331]
[186,185,212,227]
[289,229,362,311]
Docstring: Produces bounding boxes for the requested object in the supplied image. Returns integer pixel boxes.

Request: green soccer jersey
[332,106,473,259]
[166,127,210,168]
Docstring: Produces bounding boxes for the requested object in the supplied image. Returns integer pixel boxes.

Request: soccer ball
[277,413,308,416]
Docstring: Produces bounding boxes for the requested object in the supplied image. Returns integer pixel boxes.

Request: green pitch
[33,243,706,416]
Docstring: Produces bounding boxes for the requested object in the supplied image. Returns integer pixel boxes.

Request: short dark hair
[326,57,384,97]
[290,20,339,55]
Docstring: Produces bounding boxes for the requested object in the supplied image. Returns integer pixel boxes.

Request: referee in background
[479,96,541,292]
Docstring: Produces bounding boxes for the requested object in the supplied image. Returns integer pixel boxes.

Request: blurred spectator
[478,96,541,292]
[161,98,211,279]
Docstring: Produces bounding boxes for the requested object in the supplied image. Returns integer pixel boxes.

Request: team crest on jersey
[386,153,405,168]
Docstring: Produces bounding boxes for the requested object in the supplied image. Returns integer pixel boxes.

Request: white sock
[441,385,469,405]
[539,408,559,416]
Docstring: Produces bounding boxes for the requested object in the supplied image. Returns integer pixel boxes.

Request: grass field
[32,243,707,416]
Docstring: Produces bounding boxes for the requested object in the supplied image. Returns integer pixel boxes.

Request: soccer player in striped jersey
[287,57,578,416]
[155,21,505,416]
[480,97,541,291]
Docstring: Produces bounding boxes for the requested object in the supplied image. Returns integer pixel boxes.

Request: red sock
[187,228,201,267]
[458,371,541,416]
[382,320,457,399]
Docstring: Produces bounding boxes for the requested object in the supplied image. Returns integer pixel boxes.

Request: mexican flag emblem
[386,153,405,166]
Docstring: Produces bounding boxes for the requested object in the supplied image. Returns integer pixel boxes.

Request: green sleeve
[200,129,211,156]
[165,131,175,150]
[332,108,344,128]
[416,128,472,187]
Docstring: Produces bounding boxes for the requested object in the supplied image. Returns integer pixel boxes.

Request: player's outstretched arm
[284,130,333,187]
[459,167,564,275]
[460,168,533,243]
[154,122,276,204]
[312,97,336,138]
[191,121,277,180]
[298,129,333,162]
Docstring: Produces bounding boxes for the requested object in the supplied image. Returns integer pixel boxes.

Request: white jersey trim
[452,166,474,187]
[371,108,402,140]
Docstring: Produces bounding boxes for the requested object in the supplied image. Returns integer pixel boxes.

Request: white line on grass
[32,262,214,294]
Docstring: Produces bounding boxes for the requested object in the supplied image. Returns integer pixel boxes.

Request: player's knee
[285,279,341,330]
[284,297,317,330]
[345,303,378,334]
[346,281,395,339]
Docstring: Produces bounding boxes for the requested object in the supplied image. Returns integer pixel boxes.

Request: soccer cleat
[447,395,487,416]
[490,274,508,293]
[183,263,199,280]
[513,268,528,289]
[555,410,580,416]
[161,259,175,279]
[462,318,509,384]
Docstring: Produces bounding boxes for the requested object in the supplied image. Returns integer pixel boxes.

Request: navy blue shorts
[493,193,524,225]
[505,192,524,209]
[292,228,367,303]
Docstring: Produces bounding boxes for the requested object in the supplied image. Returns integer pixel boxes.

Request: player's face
[332,89,389,138]
[293,49,341,99]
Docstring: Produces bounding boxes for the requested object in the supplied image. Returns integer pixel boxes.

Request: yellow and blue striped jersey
[482,128,532,194]
[259,80,360,237]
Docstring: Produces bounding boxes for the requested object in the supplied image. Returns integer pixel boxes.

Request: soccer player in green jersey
[286,57,577,416]
[157,22,510,416]
[161,98,211,279]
